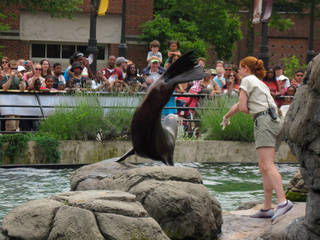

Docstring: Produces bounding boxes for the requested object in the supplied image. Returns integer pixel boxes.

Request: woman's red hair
[240,56,266,80]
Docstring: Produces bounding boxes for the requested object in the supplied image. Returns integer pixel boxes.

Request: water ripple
[0,163,299,223]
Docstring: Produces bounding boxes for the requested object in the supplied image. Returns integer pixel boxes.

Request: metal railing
[0,91,218,133]
[0,90,294,134]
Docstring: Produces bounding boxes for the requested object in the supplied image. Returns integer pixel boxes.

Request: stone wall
[1,140,297,165]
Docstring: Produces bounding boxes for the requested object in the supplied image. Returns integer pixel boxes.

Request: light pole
[87,0,99,75]
[118,0,127,57]
[259,19,269,69]
[306,0,315,64]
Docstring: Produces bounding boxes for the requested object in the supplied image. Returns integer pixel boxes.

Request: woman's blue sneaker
[250,208,274,218]
[271,200,294,222]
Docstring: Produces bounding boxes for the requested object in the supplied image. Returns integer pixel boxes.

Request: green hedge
[198,96,254,142]
[39,94,136,141]
[0,134,60,164]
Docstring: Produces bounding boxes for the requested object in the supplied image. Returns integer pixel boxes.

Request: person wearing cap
[67,61,87,88]
[53,63,66,89]
[274,64,290,88]
[109,57,128,91]
[64,52,94,82]
[0,60,26,132]
[1,60,26,91]
[143,56,165,87]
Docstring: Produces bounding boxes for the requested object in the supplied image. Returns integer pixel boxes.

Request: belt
[253,110,268,121]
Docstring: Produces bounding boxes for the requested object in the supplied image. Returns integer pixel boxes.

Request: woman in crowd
[262,68,280,99]
[279,86,296,118]
[125,64,147,93]
[28,63,45,89]
[222,56,293,221]
[68,62,87,88]
[224,71,240,96]
[40,59,53,78]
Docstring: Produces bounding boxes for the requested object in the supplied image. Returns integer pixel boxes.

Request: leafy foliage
[283,55,307,80]
[0,134,60,164]
[39,94,136,141]
[0,134,29,164]
[199,96,254,142]
[1,0,83,18]
[141,0,242,60]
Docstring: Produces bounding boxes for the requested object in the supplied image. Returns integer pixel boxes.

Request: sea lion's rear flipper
[116,148,135,163]
[164,51,205,86]
[101,148,135,164]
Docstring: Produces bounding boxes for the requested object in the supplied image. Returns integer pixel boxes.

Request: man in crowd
[275,64,290,88]
[109,57,128,90]
[142,57,165,87]
[0,60,26,131]
[100,55,116,80]
[291,70,304,88]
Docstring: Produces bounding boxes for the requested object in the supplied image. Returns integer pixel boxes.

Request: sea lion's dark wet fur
[115,51,204,165]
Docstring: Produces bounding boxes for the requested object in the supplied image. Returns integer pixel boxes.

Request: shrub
[39,94,136,141]
[198,96,254,142]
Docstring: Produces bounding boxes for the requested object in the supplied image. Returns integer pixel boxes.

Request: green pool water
[0,163,299,223]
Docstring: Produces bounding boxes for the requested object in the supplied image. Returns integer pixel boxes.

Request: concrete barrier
[1,140,297,165]
[23,140,297,165]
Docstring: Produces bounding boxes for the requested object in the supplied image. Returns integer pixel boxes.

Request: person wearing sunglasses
[292,70,304,87]
[28,63,45,90]
[0,60,25,91]
[1,56,10,75]
[0,60,26,132]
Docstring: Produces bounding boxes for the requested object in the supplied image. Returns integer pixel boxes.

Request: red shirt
[262,80,278,96]
[100,66,114,79]
[111,67,124,81]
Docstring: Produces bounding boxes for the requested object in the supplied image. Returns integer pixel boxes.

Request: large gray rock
[71,161,223,240]
[2,199,63,240]
[285,171,308,202]
[1,190,169,240]
[283,53,320,239]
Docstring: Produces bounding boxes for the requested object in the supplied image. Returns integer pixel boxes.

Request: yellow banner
[98,0,109,16]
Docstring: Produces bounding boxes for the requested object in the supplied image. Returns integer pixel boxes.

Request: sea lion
[114,51,204,165]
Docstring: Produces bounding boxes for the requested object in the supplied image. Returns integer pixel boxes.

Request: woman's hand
[220,116,230,130]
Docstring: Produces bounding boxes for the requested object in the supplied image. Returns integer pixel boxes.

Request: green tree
[0,0,83,32]
[141,0,242,60]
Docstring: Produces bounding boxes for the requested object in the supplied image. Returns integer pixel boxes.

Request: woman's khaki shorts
[254,113,283,150]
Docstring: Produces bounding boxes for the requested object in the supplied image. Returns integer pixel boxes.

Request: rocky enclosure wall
[1,140,297,165]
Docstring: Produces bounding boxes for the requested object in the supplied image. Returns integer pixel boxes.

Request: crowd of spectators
[0,39,303,132]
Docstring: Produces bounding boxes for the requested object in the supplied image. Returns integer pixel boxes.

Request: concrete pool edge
[1,140,297,165]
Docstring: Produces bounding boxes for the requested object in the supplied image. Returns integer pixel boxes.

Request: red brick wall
[0,40,29,60]
[229,13,320,68]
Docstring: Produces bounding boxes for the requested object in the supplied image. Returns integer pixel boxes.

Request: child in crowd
[44,75,57,91]
[147,40,162,64]
[213,66,226,89]
[165,40,181,67]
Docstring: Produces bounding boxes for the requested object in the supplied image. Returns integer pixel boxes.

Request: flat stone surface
[2,190,169,240]
[2,199,63,240]
[71,162,222,240]
[220,203,306,240]
[48,205,104,240]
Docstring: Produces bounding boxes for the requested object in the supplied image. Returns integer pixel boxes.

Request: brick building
[232,12,320,68]
[0,0,153,71]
